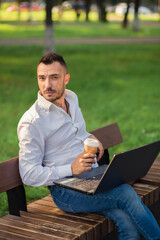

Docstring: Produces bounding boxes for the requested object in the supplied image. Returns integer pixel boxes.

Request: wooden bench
[0,123,160,240]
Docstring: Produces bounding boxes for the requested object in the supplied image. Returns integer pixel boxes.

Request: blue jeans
[49,184,160,240]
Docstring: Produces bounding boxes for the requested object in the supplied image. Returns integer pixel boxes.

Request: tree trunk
[96,0,107,22]
[0,0,2,19]
[85,0,91,21]
[58,0,63,20]
[158,0,160,21]
[133,0,141,32]
[28,0,32,22]
[97,0,107,22]
[74,0,81,20]
[44,0,55,54]
[122,0,130,28]
[17,0,21,21]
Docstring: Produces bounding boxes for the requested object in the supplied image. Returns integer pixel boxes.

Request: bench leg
[7,185,27,216]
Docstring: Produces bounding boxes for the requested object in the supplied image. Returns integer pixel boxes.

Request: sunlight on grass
[0,21,160,39]
[128,13,160,21]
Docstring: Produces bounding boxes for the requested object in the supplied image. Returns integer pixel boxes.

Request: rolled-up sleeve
[18,122,72,186]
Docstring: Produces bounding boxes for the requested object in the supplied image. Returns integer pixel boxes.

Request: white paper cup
[84,138,99,168]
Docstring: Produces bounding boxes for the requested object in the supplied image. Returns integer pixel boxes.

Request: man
[18,52,160,240]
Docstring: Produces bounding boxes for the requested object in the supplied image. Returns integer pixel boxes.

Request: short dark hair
[38,52,67,71]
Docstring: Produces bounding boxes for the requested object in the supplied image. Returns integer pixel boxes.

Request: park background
[0,0,160,217]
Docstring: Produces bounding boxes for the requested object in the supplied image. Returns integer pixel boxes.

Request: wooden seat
[139,157,160,193]
[0,123,160,240]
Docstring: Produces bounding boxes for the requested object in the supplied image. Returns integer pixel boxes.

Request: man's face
[37,61,70,103]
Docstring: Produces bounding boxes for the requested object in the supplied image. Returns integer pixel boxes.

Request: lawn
[0,43,160,217]
[0,5,160,39]
[0,21,160,39]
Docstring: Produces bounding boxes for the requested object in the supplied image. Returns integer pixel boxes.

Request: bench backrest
[90,123,123,149]
[0,157,21,193]
[0,123,122,215]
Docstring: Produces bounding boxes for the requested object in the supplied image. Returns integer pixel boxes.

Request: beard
[42,83,65,103]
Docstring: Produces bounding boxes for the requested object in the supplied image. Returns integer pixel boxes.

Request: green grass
[0,43,160,217]
[0,6,160,40]
[0,21,160,39]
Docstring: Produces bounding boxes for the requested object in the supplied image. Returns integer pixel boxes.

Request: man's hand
[71,152,96,175]
[89,135,104,161]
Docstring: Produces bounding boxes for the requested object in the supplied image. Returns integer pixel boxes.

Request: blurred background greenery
[0,0,160,217]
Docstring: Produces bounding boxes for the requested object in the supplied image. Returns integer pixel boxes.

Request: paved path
[0,37,160,45]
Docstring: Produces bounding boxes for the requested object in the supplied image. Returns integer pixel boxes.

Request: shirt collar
[37,90,74,112]
[38,92,53,111]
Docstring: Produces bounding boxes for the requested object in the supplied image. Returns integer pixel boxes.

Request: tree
[122,0,131,28]
[0,0,2,19]
[74,0,81,20]
[96,0,107,22]
[17,0,22,21]
[27,0,32,22]
[133,0,141,31]
[158,0,160,21]
[44,0,55,54]
[85,0,91,21]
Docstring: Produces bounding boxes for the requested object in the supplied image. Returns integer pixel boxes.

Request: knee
[118,184,139,202]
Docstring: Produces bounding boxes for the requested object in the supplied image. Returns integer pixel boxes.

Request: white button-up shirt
[17,89,91,186]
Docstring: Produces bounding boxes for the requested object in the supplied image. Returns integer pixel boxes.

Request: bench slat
[135,183,159,205]
[30,197,112,238]
[3,215,81,240]
[0,218,78,240]
[21,210,92,231]
[4,214,87,240]
[28,201,104,240]
[33,197,111,237]
[139,158,160,191]
[21,210,94,240]
[0,229,36,240]
[28,206,102,240]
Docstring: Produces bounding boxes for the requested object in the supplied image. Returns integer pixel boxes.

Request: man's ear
[65,74,70,85]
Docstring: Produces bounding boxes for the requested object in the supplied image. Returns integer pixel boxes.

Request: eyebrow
[50,74,60,77]
[38,75,45,78]
[38,73,60,76]
[38,73,61,78]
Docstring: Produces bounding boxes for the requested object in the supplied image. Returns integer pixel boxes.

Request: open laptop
[53,140,160,195]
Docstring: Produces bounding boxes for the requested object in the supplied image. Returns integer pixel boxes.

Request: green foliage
[0,43,160,217]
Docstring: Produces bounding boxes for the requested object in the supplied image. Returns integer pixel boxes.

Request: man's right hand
[71,152,96,175]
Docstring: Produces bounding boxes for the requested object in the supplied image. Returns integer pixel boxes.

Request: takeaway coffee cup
[84,138,99,168]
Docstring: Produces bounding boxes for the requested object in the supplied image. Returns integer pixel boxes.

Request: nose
[45,77,51,89]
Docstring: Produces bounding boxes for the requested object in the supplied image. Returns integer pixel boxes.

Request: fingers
[83,153,96,159]
[79,156,95,165]
[72,152,96,175]
[97,144,104,161]
[79,153,95,170]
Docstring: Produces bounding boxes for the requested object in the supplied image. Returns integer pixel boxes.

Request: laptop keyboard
[72,179,99,188]
[71,174,103,189]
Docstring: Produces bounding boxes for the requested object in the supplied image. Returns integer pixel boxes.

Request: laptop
[53,140,160,195]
